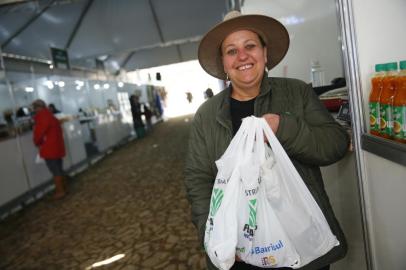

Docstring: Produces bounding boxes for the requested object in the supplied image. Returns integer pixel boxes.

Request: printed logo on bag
[261,255,277,266]
[216,178,228,184]
[245,187,259,196]
[236,247,245,254]
[252,240,284,255]
[242,223,257,240]
[209,188,224,217]
[242,199,258,240]
[248,199,257,228]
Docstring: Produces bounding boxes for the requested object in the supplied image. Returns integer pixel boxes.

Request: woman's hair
[32,99,46,109]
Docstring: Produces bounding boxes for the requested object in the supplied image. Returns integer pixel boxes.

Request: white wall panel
[242,0,344,84]
[0,138,29,206]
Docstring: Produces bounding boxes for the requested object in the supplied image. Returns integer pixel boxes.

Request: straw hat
[198,10,290,80]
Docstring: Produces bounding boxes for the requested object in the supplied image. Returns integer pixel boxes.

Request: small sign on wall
[50,47,70,69]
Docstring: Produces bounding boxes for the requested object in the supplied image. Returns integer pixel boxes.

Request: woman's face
[221,30,267,90]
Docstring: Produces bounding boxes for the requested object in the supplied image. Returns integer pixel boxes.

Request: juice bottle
[379,62,398,139]
[369,63,385,136]
[393,60,406,143]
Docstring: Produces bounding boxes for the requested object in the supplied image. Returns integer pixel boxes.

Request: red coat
[33,108,66,159]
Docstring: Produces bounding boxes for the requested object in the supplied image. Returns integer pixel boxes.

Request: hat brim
[198,14,290,80]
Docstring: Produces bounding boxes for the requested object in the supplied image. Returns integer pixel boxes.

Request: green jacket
[184,76,349,270]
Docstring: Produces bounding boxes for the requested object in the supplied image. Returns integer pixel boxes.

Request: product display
[368,61,405,143]
[393,61,406,143]
[369,64,385,136]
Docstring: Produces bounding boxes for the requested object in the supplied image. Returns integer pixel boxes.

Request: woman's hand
[262,113,280,133]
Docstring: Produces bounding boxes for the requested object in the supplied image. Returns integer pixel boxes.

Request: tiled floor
[0,116,206,270]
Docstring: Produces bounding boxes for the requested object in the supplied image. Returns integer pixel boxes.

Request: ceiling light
[118,82,124,88]
[94,84,100,90]
[103,83,110,89]
[45,80,54,89]
[75,80,84,87]
[25,87,34,92]
[278,16,305,26]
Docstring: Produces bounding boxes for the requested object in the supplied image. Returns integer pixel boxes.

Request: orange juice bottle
[393,60,406,143]
[379,62,398,139]
[369,63,385,136]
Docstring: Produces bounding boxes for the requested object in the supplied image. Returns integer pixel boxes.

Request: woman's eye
[246,43,256,50]
[226,49,237,56]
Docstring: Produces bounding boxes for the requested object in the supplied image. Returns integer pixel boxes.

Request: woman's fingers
[262,113,280,133]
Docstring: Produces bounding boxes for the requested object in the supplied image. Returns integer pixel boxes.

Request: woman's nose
[237,48,248,60]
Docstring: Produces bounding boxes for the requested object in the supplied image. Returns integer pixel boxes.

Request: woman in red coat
[32,99,67,199]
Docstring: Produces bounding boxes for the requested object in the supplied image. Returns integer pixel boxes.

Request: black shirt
[230,97,256,135]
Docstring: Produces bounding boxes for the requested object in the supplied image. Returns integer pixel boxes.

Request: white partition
[19,132,52,188]
[94,113,131,152]
[0,138,29,206]
[62,119,87,166]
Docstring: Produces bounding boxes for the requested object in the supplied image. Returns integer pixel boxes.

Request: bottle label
[369,102,380,132]
[393,105,406,140]
[380,104,393,136]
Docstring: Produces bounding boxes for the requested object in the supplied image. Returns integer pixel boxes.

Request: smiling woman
[221,30,267,100]
[184,10,350,270]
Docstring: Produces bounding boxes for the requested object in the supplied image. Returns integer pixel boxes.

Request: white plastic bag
[205,116,338,269]
[204,119,251,270]
[235,118,300,268]
[259,117,339,267]
[35,153,45,164]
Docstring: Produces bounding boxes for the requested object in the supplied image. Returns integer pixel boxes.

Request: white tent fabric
[0,0,227,73]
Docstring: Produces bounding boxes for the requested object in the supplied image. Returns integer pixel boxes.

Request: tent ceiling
[0,0,227,73]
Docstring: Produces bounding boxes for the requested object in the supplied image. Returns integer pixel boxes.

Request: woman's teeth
[238,64,253,71]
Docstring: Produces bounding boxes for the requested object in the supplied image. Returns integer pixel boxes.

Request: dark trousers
[45,158,64,177]
[231,262,330,270]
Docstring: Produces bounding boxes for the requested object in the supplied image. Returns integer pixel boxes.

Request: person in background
[205,88,214,99]
[32,99,67,200]
[155,89,164,117]
[48,103,61,114]
[143,103,153,131]
[186,91,193,103]
[129,94,145,138]
[184,11,349,270]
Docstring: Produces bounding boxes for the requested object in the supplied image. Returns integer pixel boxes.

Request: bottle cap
[400,60,406,70]
[385,62,398,71]
[375,64,385,72]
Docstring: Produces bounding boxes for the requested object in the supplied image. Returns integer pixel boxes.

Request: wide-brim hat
[198,10,290,80]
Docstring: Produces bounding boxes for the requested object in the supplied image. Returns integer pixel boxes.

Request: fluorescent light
[58,81,65,87]
[279,16,305,26]
[25,87,34,92]
[75,80,84,87]
[45,80,54,89]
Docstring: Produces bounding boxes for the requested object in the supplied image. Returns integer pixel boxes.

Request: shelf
[361,133,406,166]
